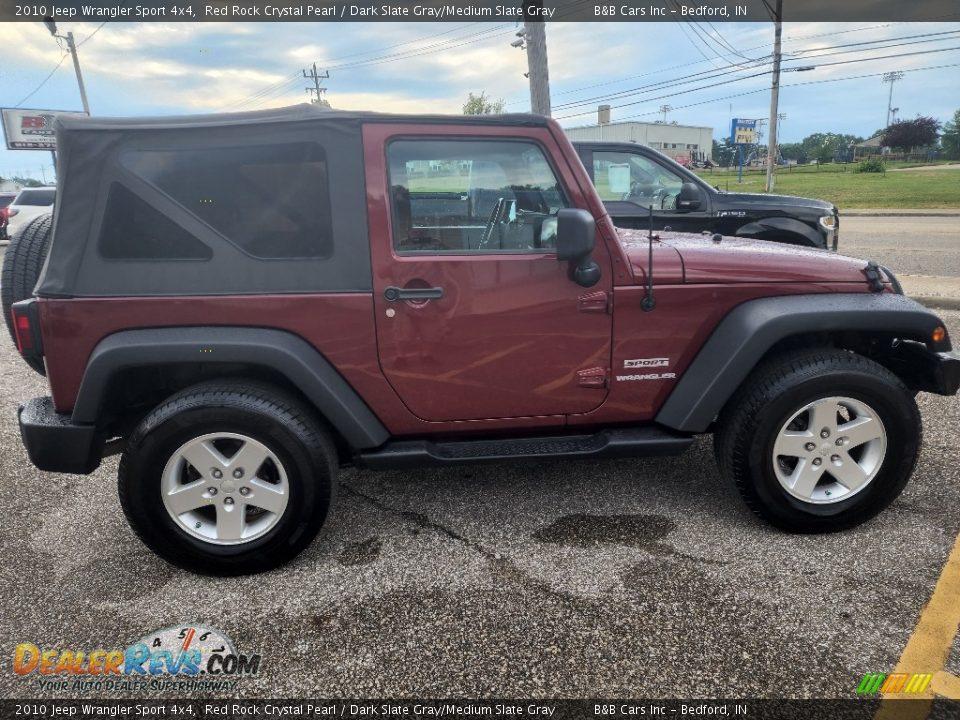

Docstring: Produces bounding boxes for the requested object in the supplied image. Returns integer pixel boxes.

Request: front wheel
[715,349,921,532]
[119,381,337,574]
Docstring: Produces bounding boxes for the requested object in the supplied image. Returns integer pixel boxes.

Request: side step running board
[357,427,693,470]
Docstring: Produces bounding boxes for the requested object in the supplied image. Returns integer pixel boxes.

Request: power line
[609,62,960,126]
[14,52,70,107]
[551,33,960,114]
[551,58,769,111]
[516,23,954,110]
[555,44,960,121]
[221,72,302,111]
[303,63,329,104]
[785,29,960,58]
[222,22,518,111]
[76,20,109,48]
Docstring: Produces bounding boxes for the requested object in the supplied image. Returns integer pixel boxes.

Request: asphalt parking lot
[1,245,959,701]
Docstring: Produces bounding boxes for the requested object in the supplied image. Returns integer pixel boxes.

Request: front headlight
[818,214,836,231]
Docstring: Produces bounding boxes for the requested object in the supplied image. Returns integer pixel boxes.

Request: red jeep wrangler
[5,106,958,574]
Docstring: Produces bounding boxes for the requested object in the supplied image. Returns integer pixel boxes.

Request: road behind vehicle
[5,186,55,238]
[4,106,957,575]
[572,140,839,250]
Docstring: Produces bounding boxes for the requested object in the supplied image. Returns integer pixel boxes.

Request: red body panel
[38,295,581,436]
[362,122,616,422]
[569,281,875,426]
[35,116,883,441]
[660,233,872,284]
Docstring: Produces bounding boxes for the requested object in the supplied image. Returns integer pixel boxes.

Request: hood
[616,229,871,285]
[714,191,834,213]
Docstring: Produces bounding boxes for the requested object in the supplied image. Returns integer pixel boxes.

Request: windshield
[593,150,687,210]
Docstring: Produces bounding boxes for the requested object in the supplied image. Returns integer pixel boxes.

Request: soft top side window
[387,139,568,255]
[99,183,213,261]
[120,142,333,260]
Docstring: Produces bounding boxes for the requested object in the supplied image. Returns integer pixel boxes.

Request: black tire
[715,348,921,532]
[1,214,53,375]
[118,381,337,575]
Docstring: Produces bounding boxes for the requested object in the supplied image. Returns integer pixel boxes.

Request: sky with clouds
[1,19,958,180]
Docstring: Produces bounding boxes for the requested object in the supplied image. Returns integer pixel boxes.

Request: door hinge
[578,366,608,389]
[578,290,610,314]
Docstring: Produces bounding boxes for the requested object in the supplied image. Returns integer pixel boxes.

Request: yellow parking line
[874,530,960,719]
[930,671,960,700]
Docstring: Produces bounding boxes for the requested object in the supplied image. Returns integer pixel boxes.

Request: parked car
[4,106,956,574]
[0,191,17,239]
[572,140,839,250]
[5,186,56,238]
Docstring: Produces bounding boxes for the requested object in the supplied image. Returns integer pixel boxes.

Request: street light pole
[43,20,91,115]
[882,71,904,128]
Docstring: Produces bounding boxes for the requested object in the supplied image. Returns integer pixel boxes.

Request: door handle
[384,286,444,302]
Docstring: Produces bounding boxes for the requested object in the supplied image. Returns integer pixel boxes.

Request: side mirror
[556,208,601,288]
[556,208,595,261]
[676,182,701,210]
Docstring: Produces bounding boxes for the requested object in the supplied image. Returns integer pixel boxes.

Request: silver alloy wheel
[161,432,289,545]
[772,396,887,505]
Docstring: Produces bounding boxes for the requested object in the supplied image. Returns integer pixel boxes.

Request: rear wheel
[715,348,921,532]
[1,214,53,375]
[119,381,337,574]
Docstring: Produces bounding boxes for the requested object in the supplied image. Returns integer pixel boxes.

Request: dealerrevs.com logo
[13,625,261,693]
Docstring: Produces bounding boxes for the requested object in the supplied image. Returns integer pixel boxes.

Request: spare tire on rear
[2,214,53,375]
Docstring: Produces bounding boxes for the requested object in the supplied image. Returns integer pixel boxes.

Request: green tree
[941,109,960,159]
[712,138,735,166]
[778,142,807,164]
[882,117,940,152]
[462,91,506,115]
[799,132,862,164]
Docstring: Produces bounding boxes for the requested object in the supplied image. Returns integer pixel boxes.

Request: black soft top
[55,104,549,132]
[39,105,550,299]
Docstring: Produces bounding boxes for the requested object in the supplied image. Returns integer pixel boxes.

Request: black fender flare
[736,216,824,248]
[655,293,951,433]
[72,327,390,449]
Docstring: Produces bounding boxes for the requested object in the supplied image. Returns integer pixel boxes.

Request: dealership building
[564,106,714,162]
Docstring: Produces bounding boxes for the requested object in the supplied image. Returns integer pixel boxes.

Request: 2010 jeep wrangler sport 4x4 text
[6,106,959,575]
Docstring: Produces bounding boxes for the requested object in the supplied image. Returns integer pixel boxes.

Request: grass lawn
[694,163,960,209]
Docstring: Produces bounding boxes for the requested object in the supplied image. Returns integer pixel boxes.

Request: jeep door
[580,145,712,234]
[365,126,613,423]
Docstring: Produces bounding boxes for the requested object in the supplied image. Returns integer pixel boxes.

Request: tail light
[11,300,43,359]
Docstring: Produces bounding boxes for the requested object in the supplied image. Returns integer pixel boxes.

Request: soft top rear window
[15,188,56,206]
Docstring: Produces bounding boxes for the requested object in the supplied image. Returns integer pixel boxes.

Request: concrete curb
[912,296,960,312]
[842,210,960,217]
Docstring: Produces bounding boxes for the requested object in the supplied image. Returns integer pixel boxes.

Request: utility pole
[303,63,329,104]
[659,104,672,123]
[522,0,551,116]
[42,20,90,115]
[882,71,904,127]
[764,0,782,193]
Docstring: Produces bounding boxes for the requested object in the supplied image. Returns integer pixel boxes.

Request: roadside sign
[730,118,758,146]
[1,108,88,150]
